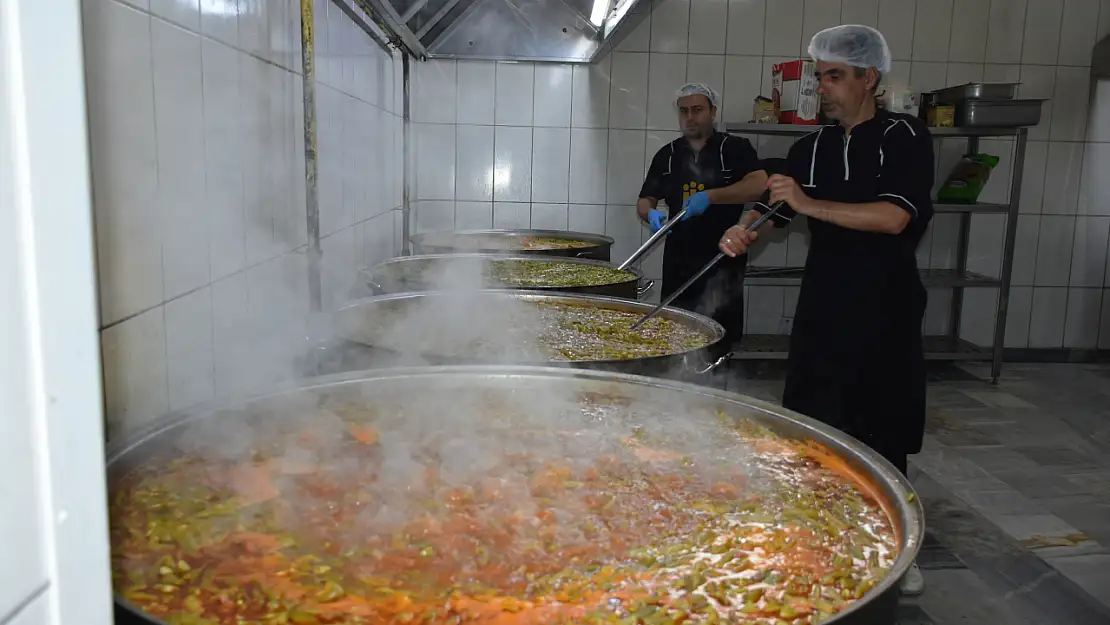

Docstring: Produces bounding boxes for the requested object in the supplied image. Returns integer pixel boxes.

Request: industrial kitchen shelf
[746,267,1000,288]
[729,122,1030,382]
[726,122,1023,137]
[934,202,1009,213]
[733,335,993,361]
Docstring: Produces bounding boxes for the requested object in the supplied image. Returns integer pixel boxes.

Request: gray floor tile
[958,446,1044,475]
[911,473,1110,625]
[950,487,1048,517]
[998,471,1102,499]
[916,569,1038,625]
[896,602,937,624]
[1037,494,1110,547]
[960,390,1039,409]
[1041,553,1110,610]
[989,513,1085,543]
[723,362,1110,624]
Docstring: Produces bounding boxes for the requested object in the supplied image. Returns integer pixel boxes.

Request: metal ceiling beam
[359,0,429,58]
[416,0,464,39]
[330,0,395,54]
[399,0,430,23]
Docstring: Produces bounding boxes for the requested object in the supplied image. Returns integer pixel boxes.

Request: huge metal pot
[109,365,924,625]
[410,229,615,261]
[328,290,729,380]
[362,254,655,300]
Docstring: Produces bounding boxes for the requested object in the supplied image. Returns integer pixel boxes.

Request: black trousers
[873,445,908,477]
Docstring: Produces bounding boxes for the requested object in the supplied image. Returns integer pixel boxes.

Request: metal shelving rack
[725,122,1029,383]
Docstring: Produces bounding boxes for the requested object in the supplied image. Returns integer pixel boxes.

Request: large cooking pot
[410,229,615,261]
[109,366,923,625]
[362,254,655,300]
[328,290,728,380]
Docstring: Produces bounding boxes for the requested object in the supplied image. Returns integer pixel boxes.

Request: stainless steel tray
[956,98,1044,128]
[927,82,1020,104]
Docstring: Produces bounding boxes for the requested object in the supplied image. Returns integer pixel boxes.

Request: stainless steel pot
[327,290,728,381]
[108,365,924,625]
[410,229,615,261]
[362,254,655,300]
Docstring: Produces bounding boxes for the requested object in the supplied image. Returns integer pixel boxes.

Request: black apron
[641,133,758,348]
[779,113,933,457]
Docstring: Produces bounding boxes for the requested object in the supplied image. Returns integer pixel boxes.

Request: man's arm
[705,170,769,205]
[747,157,796,228]
[718,208,775,257]
[796,197,911,234]
[637,148,668,223]
[636,196,659,223]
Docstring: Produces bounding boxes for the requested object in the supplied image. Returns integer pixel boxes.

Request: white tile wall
[534,65,573,127]
[948,0,989,63]
[689,0,728,55]
[1042,142,1084,215]
[531,128,572,203]
[455,125,494,201]
[1059,0,1102,67]
[1064,287,1103,348]
[457,60,496,125]
[84,0,163,326]
[650,0,691,54]
[495,63,535,127]
[494,202,531,229]
[406,0,1110,350]
[531,203,571,230]
[986,0,1028,64]
[765,0,805,57]
[1022,0,1064,65]
[494,127,534,202]
[86,0,403,435]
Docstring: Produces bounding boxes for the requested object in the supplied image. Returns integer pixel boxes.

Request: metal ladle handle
[617,208,689,271]
[628,201,785,331]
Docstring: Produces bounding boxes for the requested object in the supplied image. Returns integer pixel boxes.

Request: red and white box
[771,60,821,125]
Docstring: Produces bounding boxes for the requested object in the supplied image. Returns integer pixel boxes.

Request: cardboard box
[772,60,820,125]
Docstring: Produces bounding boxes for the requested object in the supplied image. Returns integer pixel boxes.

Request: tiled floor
[724,361,1110,625]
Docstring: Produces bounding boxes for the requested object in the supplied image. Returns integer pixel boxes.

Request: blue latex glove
[682,191,711,219]
[648,209,668,233]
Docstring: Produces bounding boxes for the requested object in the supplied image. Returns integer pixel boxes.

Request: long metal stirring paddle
[617,208,689,271]
[628,201,786,331]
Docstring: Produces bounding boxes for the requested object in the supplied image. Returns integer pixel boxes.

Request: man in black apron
[637,83,769,351]
[719,26,932,596]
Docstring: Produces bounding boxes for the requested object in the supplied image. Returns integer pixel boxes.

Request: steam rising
[171,374,770,542]
[164,240,765,576]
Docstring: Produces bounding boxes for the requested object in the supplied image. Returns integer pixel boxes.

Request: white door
[0,1,114,624]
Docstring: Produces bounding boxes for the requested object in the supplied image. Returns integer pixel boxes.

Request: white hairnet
[808,25,892,75]
[675,82,725,132]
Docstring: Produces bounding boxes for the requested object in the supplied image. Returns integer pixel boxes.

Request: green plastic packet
[937,154,1000,204]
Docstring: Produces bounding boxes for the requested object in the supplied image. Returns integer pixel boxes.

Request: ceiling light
[589,0,611,27]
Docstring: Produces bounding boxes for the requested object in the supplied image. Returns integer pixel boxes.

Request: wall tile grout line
[141,4,174,407]
[111,0,308,80]
[97,208,394,334]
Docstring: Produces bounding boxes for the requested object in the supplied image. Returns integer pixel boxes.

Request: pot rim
[361,253,644,292]
[409,228,616,249]
[332,289,726,365]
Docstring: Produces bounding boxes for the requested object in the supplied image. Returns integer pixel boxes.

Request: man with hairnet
[719,25,931,596]
[637,83,771,350]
